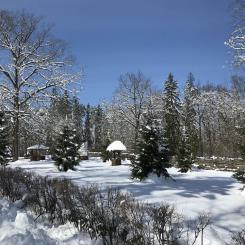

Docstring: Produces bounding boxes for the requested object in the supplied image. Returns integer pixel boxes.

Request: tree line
[0,0,244,169]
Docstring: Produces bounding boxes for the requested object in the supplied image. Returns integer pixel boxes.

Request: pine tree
[163,73,181,156]
[84,104,93,150]
[183,73,198,158]
[177,128,193,173]
[53,125,80,171]
[72,96,85,144]
[101,136,111,162]
[46,90,73,155]
[94,105,104,151]
[131,117,170,181]
[0,112,9,165]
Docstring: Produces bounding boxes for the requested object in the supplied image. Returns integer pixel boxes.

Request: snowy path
[11,158,245,244]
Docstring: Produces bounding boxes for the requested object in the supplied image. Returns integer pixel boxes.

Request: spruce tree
[94,105,104,151]
[84,104,93,149]
[183,73,198,158]
[72,96,85,144]
[163,73,181,156]
[53,125,80,171]
[131,117,170,181]
[0,112,9,165]
[177,128,193,173]
[101,136,111,162]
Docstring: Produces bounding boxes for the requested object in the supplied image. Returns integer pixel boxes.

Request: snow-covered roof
[27,144,49,150]
[106,141,126,152]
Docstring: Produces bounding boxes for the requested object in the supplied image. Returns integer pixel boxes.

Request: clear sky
[0,0,234,105]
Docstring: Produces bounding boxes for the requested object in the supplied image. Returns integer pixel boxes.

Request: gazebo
[106,141,126,166]
[27,144,49,161]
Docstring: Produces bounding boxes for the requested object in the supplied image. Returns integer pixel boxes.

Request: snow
[106,140,126,151]
[9,158,245,244]
[27,144,49,150]
[0,197,95,245]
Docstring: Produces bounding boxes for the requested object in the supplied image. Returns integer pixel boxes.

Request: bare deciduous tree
[0,10,80,160]
[225,0,245,67]
[113,71,151,150]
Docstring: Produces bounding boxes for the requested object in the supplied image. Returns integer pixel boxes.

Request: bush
[231,229,245,245]
[150,204,184,244]
[0,166,213,245]
[233,170,245,184]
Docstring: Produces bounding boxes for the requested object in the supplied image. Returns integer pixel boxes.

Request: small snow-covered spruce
[131,117,171,180]
[177,128,194,173]
[53,125,80,171]
[0,111,9,165]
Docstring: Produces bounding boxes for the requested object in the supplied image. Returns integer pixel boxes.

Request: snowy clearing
[10,157,245,244]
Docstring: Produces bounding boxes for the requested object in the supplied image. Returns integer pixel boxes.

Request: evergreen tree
[177,128,193,172]
[131,117,170,181]
[163,73,181,156]
[94,105,104,151]
[84,104,93,149]
[46,90,73,155]
[0,112,9,165]
[53,125,80,171]
[72,96,85,144]
[183,73,198,158]
[101,136,111,162]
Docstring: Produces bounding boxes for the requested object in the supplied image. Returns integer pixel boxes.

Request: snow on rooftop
[27,144,49,150]
[106,141,126,152]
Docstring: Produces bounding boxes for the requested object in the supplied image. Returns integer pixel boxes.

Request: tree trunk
[13,115,19,161]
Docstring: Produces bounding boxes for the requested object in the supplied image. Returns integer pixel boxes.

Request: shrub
[231,229,245,245]
[233,170,245,184]
[0,166,213,245]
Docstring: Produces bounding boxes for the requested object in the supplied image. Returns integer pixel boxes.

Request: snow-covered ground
[0,197,96,245]
[9,158,245,244]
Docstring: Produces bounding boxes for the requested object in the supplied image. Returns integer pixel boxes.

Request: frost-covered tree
[94,105,104,151]
[84,104,93,150]
[105,102,134,151]
[71,96,85,145]
[53,125,80,171]
[0,11,80,160]
[131,116,170,181]
[0,111,9,165]
[195,85,242,157]
[225,0,245,67]
[163,73,181,156]
[183,73,198,158]
[113,71,151,151]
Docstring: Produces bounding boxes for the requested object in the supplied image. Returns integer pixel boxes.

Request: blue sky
[0,0,234,105]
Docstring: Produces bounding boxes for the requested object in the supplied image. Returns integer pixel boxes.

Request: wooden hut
[106,141,126,166]
[27,144,49,161]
